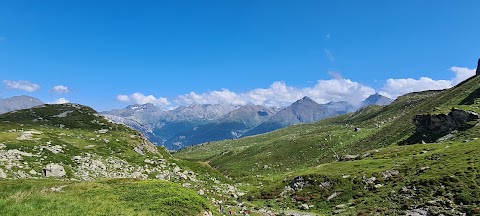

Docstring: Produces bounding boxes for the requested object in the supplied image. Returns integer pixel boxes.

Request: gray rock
[29,169,38,175]
[300,204,310,210]
[381,169,399,179]
[0,169,7,178]
[42,163,66,178]
[327,192,340,201]
[406,208,428,216]
[290,176,309,190]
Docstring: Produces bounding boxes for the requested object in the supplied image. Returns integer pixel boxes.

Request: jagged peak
[295,96,318,104]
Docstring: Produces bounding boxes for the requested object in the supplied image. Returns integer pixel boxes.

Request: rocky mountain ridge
[103,94,391,150]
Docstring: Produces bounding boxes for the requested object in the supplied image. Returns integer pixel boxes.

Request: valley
[1,72,479,215]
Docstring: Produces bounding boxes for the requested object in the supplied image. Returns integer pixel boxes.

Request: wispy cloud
[324,49,335,62]
[51,85,69,94]
[3,80,40,92]
[328,71,343,80]
[325,33,331,40]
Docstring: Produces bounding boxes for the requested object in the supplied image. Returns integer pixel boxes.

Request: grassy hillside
[0,179,213,216]
[0,104,252,215]
[253,140,480,215]
[176,75,480,214]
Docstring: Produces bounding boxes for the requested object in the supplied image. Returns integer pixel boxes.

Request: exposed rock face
[414,109,480,136]
[42,163,66,178]
[289,176,310,190]
[477,58,480,76]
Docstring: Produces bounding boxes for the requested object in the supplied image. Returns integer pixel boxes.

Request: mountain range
[0,95,44,114]
[102,94,392,150]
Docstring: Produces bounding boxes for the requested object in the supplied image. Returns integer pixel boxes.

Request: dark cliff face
[407,109,480,143]
[414,109,479,134]
[476,58,480,76]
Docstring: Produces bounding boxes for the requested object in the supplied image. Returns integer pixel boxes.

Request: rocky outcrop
[414,109,479,136]
[476,58,480,76]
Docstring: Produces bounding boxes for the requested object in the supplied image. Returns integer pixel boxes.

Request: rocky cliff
[412,108,480,142]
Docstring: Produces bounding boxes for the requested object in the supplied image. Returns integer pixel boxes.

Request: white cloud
[450,66,476,85]
[175,79,374,107]
[51,85,69,94]
[116,93,170,108]
[324,49,335,62]
[52,98,69,104]
[115,66,475,110]
[116,94,131,103]
[379,67,475,98]
[3,80,40,92]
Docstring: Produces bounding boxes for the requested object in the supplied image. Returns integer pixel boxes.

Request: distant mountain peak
[0,95,44,114]
[294,96,318,105]
[362,93,393,107]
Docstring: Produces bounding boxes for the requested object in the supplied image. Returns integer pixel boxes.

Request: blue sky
[0,1,479,111]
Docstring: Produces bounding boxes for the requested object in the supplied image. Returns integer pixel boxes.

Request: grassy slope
[0,104,167,177]
[176,76,480,214]
[0,104,241,216]
[255,140,480,215]
[176,76,480,181]
[0,178,213,216]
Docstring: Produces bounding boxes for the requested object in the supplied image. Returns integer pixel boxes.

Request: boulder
[42,163,66,178]
[0,168,7,178]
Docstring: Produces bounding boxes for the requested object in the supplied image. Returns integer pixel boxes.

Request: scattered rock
[97,129,109,134]
[41,185,68,193]
[420,166,430,172]
[327,192,340,201]
[363,176,377,184]
[29,169,38,175]
[290,177,309,190]
[342,154,359,161]
[406,208,428,216]
[17,131,42,140]
[300,204,310,210]
[319,181,331,188]
[201,211,213,216]
[381,169,399,179]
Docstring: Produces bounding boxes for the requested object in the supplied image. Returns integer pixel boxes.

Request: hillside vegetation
[0,104,251,216]
[176,75,480,214]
